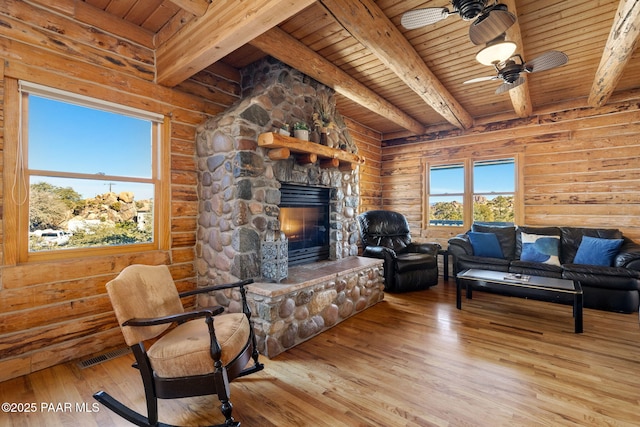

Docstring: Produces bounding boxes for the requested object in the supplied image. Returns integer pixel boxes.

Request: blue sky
[28,96,154,200]
[430,161,514,200]
[473,161,515,194]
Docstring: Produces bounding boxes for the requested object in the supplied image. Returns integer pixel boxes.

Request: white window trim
[19,81,164,122]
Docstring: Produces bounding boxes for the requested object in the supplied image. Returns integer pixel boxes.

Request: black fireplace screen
[279,183,330,265]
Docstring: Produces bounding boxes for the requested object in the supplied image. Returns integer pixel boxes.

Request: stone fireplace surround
[194,58,384,357]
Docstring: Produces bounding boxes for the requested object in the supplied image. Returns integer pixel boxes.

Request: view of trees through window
[429,159,515,226]
[429,163,464,226]
[472,159,515,223]
[23,84,159,253]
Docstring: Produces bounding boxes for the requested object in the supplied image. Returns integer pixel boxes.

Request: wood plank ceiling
[83,0,640,139]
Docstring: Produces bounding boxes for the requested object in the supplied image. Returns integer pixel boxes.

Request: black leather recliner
[357,210,440,292]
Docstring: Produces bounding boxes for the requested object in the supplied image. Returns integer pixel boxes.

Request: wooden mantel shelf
[258,132,365,169]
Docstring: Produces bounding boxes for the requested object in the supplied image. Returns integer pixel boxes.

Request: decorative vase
[278,128,290,136]
[320,127,328,145]
[309,130,320,143]
[261,229,288,283]
[329,132,340,149]
[294,129,309,141]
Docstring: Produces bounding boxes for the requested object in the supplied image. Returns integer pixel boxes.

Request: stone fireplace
[195,57,361,283]
[194,58,384,357]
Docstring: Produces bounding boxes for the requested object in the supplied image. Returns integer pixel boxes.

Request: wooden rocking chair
[93,264,264,427]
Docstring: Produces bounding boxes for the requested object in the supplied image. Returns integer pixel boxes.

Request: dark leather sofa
[357,210,440,292]
[448,223,640,313]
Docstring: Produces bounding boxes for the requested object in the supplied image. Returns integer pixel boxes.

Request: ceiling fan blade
[401,8,450,30]
[495,76,525,94]
[525,51,569,73]
[463,76,499,84]
[469,9,517,45]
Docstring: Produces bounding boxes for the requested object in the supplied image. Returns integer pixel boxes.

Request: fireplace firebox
[279,183,330,266]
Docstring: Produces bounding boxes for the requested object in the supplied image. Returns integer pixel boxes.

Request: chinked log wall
[0,1,380,382]
[0,0,227,382]
[381,91,640,248]
[347,117,382,214]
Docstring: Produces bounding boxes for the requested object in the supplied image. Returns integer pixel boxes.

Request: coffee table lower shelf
[456,269,583,333]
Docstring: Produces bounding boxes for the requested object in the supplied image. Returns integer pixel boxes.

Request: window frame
[425,155,521,230]
[5,79,171,264]
[426,161,466,227]
[472,158,516,224]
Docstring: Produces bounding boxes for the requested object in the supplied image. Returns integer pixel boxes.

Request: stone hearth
[195,257,384,358]
[250,257,383,357]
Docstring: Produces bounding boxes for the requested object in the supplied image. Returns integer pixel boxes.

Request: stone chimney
[195,58,361,286]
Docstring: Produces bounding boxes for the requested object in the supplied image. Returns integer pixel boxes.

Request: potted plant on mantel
[278,123,290,136]
[293,122,309,141]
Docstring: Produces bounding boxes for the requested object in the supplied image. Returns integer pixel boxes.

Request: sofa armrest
[448,234,472,258]
[407,242,441,256]
[615,240,640,270]
[362,245,397,264]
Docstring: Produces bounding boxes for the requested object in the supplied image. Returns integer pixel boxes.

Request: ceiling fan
[463,51,569,94]
[401,0,517,45]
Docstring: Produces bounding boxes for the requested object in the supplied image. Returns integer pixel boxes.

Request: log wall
[0,1,238,382]
[344,117,383,213]
[381,92,640,249]
[0,1,379,382]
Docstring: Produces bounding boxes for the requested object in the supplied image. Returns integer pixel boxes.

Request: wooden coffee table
[456,269,583,333]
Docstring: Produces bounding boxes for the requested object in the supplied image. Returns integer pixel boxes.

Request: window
[428,163,464,226]
[14,82,167,259]
[427,157,517,228]
[473,159,515,223]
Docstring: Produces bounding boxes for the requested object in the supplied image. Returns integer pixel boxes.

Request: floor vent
[78,347,131,369]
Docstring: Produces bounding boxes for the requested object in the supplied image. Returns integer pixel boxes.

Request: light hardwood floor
[2,279,640,426]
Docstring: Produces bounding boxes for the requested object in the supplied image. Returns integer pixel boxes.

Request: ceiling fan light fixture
[453,0,486,20]
[475,39,516,65]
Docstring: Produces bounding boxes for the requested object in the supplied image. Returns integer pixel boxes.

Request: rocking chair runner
[94,264,264,427]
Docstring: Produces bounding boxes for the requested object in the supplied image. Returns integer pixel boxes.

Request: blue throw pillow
[574,236,624,266]
[520,232,560,266]
[468,232,504,258]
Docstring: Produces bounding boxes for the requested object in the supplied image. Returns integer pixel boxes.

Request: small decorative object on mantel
[312,112,336,147]
[293,122,309,141]
[261,229,288,283]
[313,89,338,147]
[278,123,290,136]
[309,129,320,144]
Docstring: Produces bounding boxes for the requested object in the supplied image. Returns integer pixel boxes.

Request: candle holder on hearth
[261,229,288,283]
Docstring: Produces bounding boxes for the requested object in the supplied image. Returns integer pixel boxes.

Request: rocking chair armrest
[179,278,254,298]
[180,279,256,320]
[122,306,225,327]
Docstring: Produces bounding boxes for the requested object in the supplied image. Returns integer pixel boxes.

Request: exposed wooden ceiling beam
[30,0,155,48]
[168,0,210,17]
[503,0,532,118]
[250,28,426,135]
[156,0,315,87]
[319,0,473,130]
[588,0,640,107]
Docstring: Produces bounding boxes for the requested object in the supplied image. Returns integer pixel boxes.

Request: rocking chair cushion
[147,313,250,378]
[106,265,185,346]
